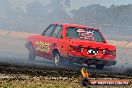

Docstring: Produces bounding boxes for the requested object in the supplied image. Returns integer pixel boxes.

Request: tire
[53,52,62,66]
[96,64,104,70]
[28,44,36,61]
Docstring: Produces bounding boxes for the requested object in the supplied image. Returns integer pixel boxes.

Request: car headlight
[103,50,116,56]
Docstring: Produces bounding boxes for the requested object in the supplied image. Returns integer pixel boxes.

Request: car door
[45,25,63,59]
[35,24,56,59]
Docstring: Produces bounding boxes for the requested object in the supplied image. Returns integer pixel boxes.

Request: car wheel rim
[55,54,60,65]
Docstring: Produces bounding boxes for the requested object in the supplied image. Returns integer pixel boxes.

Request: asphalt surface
[0,36,132,76]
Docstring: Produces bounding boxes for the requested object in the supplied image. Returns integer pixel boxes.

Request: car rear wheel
[28,44,36,61]
[96,64,104,70]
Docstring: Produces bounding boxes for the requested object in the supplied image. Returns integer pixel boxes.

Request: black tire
[53,52,62,66]
[28,44,36,61]
[96,64,104,70]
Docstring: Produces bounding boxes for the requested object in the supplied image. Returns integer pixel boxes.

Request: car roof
[54,23,98,30]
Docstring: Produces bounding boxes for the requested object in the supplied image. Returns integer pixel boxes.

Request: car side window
[92,30,103,42]
[43,25,56,37]
[51,25,63,38]
[66,27,80,38]
[56,29,63,38]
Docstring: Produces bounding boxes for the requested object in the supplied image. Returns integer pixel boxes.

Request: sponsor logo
[87,49,98,55]
[81,67,130,87]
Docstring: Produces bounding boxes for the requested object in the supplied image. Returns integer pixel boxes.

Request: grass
[0,78,83,88]
[0,76,131,88]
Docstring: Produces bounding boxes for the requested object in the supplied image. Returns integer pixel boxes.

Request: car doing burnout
[25,23,116,69]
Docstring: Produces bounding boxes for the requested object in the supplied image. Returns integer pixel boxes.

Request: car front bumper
[64,55,116,66]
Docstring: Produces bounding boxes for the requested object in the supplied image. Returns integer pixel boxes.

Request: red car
[25,23,116,69]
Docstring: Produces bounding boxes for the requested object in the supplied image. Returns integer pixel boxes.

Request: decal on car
[77,29,94,41]
[35,41,51,53]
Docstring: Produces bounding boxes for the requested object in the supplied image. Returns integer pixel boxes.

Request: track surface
[0,36,132,78]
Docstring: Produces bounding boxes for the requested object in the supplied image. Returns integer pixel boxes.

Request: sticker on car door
[35,41,51,53]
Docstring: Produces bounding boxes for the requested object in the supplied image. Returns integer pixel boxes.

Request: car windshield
[66,27,105,42]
